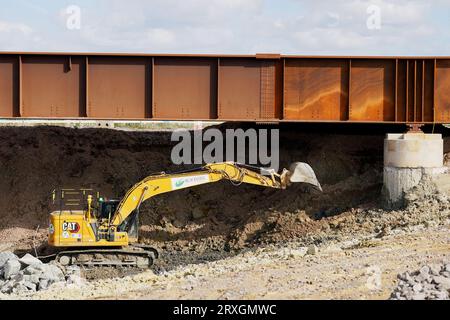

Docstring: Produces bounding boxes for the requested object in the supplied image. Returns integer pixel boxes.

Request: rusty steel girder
[0,52,449,124]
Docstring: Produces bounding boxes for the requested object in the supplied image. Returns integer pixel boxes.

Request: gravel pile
[390,263,450,300]
[0,251,82,295]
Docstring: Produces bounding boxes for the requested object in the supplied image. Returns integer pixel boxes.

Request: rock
[0,252,18,269]
[432,276,450,290]
[323,244,343,253]
[172,219,185,228]
[307,245,319,255]
[22,281,37,291]
[429,264,441,276]
[40,264,65,282]
[3,260,21,279]
[415,273,430,283]
[412,283,422,292]
[288,248,308,259]
[437,194,448,203]
[23,266,39,276]
[392,291,401,299]
[192,207,206,220]
[18,254,43,268]
[419,266,430,277]
[391,263,450,300]
[444,264,450,273]
[0,256,89,295]
[419,272,432,282]
[38,279,49,291]
[65,265,81,275]
[28,274,40,284]
[412,293,426,300]
[0,281,13,294]
[66,274,85,286]
[12,283,29,294]
[398,272,411,282]
[10,273,24,282]
[434,291,449,300]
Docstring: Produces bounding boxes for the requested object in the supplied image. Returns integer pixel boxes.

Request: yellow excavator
[47,162,321,268]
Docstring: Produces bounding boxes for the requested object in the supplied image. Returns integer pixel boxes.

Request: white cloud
[0,20,40,51]
[278,0,440,54]
[1,0,450,55]
[146,28,176,46]
[0,21,33,35]
[294,29,372,50]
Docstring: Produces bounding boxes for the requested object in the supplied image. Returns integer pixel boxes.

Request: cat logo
[62,222,80,233]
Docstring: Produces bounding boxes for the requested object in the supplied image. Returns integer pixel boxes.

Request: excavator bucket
[288,162,322,191]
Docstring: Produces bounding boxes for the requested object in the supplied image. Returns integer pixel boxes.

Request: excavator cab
[97,199,120,220]
[96,198,140,241]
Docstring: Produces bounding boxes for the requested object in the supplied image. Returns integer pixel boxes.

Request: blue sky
[1,0,450,55]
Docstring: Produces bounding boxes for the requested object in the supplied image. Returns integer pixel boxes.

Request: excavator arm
[109,161,321,228]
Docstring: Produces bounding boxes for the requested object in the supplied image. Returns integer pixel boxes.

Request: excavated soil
[0,123,448,270]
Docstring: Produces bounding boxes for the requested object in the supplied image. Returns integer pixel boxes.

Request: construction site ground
[0,123,449,300]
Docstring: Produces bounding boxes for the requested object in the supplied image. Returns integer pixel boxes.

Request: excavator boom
[111,162,321,227]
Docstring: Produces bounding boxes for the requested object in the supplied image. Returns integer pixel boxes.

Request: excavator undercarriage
[55,246,158,268]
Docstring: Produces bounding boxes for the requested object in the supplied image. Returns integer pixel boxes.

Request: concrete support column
[383,133,446,208]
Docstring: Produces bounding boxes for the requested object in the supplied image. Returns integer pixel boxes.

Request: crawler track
[54,246,158,268]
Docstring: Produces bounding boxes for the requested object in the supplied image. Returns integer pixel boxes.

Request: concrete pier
[383,133,446,208]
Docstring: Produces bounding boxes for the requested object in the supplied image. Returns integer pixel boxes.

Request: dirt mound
[0,123,427,255]
[0,127,172,232]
